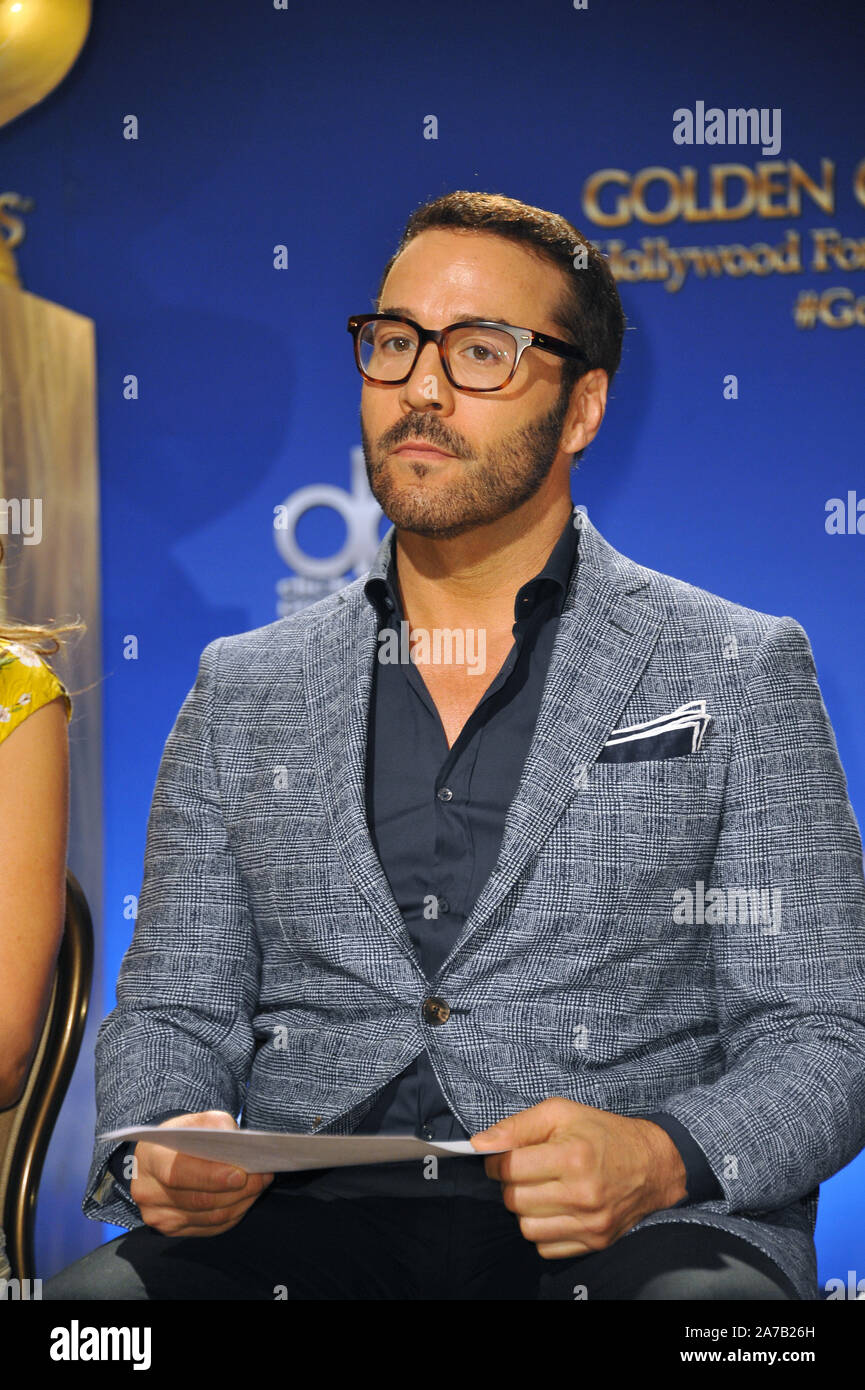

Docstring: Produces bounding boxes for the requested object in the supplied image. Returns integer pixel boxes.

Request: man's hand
[470,1098,688,1259]
[129,1110,274,1238]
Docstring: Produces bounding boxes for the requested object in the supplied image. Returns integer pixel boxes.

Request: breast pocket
[567,752,723,869]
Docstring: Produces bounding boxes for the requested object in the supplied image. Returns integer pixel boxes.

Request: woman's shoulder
[0,638,73,749]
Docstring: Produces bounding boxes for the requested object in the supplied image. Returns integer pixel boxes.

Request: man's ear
[562,369,608,457]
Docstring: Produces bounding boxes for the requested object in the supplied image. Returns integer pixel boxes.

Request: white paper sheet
[99,1125,508,1173]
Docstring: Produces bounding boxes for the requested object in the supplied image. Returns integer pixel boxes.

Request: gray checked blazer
[84,512,865,1300]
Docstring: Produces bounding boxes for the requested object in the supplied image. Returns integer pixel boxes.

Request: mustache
[382,421,465,456]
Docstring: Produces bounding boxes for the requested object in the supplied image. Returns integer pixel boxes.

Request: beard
[360,377,572,540]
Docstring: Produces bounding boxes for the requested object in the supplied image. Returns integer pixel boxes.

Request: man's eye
[381,336,414,354]
[461,341,501,363]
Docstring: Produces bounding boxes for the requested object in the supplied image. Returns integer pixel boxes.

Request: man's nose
[399,341,450,411]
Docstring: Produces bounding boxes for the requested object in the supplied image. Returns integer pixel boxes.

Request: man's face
[359,228,591,540]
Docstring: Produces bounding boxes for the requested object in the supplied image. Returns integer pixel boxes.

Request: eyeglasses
[347,313,589,392]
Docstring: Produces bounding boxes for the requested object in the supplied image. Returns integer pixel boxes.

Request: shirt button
[421,1125,435,1142]
[438,899,450,914]
[437,787,453,802]
[422,996,451,1025]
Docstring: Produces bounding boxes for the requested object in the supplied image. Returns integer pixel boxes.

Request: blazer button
[422,996,451,1025]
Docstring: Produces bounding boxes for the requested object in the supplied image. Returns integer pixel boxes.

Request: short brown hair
[374,190,627,461]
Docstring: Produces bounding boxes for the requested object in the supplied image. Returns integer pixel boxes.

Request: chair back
[0,867,93,1283]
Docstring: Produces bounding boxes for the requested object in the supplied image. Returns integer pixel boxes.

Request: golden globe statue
[0,0,92,286]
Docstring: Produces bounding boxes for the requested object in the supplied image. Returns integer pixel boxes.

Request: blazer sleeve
[654,615,865,1215]
[82,638,262,1229]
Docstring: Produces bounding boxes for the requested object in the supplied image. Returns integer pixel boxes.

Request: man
[47,191,865,1301]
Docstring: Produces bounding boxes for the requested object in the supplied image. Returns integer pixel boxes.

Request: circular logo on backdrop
[274,446,383,615]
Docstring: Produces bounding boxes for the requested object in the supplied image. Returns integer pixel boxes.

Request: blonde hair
[0,536,87,656]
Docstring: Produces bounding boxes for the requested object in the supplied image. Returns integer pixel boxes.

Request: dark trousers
[44,1158,800,1301]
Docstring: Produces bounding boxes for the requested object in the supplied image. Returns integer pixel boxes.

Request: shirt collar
[363,506,581,624]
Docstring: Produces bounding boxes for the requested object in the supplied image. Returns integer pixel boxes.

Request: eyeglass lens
[358,319,516,388]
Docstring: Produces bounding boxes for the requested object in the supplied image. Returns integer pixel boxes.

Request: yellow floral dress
[0,638,72,1280]
[0,638,73,747]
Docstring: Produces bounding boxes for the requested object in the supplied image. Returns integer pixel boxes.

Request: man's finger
[142,1145,265,1194]
[141,1109,245,1192]
[484,1138,581,1186]
[536,1241,593,1260]
[134,1169,274,1212]
[499,1178,575,1217]
[519,1213,596,1246]
[471,1097,579,1153]
[140,1195,260,1237]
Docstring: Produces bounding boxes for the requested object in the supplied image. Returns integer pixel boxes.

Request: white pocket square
[600,701,712,760]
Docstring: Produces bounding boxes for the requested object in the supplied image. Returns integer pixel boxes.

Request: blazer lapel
[301,515,664,978]
[301,534,425,972]
[434,514,664,974]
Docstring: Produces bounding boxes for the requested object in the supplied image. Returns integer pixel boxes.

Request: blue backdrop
[3,0,862,1285]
